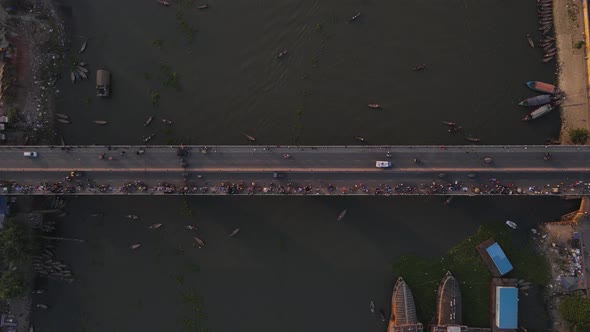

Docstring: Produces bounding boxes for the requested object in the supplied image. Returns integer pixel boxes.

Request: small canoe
[441,121,456,127]
[78,62,87,67]
[276,50,288,59]
[370,300,375,314]
[197,4,209,9]
[465,136,480,143]
[55,113,69,119]
[125,214,139,220]
[161,119,173,125]
[144,116,153,127]
[77,70,88,79]
[349,12,361,22]
[185,225,198,231]
[526,81,560,94]
[57,119,71,124]
[243,133,256,142]
[337,209,347,221]
[526,34,534,48]
[412,63,426,71]
[448,125,463,133]
[149,223,163,230]
[542,25,552,35]
[77,66,89,73]
[518,94,553,107]
[93,120,108,125]
[130,244,141,250]
[544,49,557,57]
[79,40,87,54]
[541,56,554,63]
[506,220,518,229]
[193,237,206,248]
[158,0,170,5]
[36,304,49,310]
[379,310,386,322]
[368,104,381,109]
[228,227,240,237]
[542,43,554,51]
[353,136,366,142]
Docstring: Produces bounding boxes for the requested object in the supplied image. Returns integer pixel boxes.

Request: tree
[560,295,590,327]
[0,219,33,263]
[570,128,589,145]
[0,270,25,300]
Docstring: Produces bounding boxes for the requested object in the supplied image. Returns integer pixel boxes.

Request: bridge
[0,145,589,196]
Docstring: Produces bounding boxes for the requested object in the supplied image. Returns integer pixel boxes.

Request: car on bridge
[375,161,392,168]
[23,152,38,158]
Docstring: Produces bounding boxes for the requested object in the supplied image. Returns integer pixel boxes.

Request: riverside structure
[1,145,590,196]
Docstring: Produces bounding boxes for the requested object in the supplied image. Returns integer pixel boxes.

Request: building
[490,278,518,332]
[388,277,423,332]
[476,239,513,277]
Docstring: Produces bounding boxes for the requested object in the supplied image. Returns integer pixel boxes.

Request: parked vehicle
[24,152,38,158]
[375,161,392,168]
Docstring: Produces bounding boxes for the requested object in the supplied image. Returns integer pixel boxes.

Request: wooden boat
[349,12,361,22]
[369,300,375,314]
[144,116,153,126]
[243,133,256,142]
[542,25,552,35]
[464,136,480,143]
[57,119,71,124]
[185,225,198,230]
[526,34,534,48]
[228,227,240,237]
[518,94,553,106]
[542,43,554,51]
[149,223,163,230]
[541,56,554,63]
[55,113,69,119]
[125,214,139,220]
[337,209,347,221]
[539,22,552,30]
[544,36,556,41]
[36,304,49,309]
[448,125,463,133]
[79,61,87,67]
[161,119,173,125]
[367,104,381,109]
[193,236,206,248]
[72,69,81,81]
[353,136,366,142]
[143,133,156,143]
[77,70,88,79]
[539,17,553,24]
[130,244,141,250]
[379,309,385,322]
[441,121,456,127]
[70,71,75,83]
[526,81,560,94]
[77,66,88,73]
[544,49,557,57]
[158,0,170,5]
[522,101,560,121]
[93,120,108,125]
[197,4,209,9]
[79,40,87,54]
[412,63,426,71]
[505,220,518,229]
[276,49,288,59]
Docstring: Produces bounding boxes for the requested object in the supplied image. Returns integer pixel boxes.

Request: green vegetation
[0,270,25,300]
[175,7,197,44]
[560,295,590,328]
[0,218,33,263]
[149,90,161,108]
[569,128,589,145]
[152,39,164,49]
[160,64,181,91]
[179,288,207,332]
[575,40,586,49]
[181,199,194,217]
[6,106,18,123]
[392,223,549,327]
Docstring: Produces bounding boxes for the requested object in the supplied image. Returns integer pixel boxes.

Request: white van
[375,161,391,168]
[23,151,38,158]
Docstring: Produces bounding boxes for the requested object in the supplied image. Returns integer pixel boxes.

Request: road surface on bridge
[0,145,589,195]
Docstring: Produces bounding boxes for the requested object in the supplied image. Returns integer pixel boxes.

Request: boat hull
[518,94,553,106]
[526,81,560,94]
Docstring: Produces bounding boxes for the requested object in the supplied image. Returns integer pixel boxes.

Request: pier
[1,145,590,195]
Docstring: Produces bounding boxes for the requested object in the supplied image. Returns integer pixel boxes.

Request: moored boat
[448,125,463,133]
[149,223,163,230]
[144,116,154,126]
[197,4,209,9]
[93,120,108,125]
[79,40,87,54]
[518,94,553,106]
[526,81,560,94]
[441,121,456,127]
[541,56,554,63]
[57,119,71,124]
[544,49,557,57]
[161,119,173,125]
[77,70,88,79]
[412,63,426,71]
[522,100,562,121]
[337,209,347,221]
[70,71,75,83]
[526,34,534,48]
[368,104,381,109]
[505,220,518,229]
[77,66,89,73]
[130,244,141,250]
[369,300,375,314]
[228,227,240,237]
[464,136,480,143]
[55,113,69,119]
[243,133,256,142]
[353,136,366,142]
[276,50,288,59]
[158,0,170,5]
[349,12,361,22]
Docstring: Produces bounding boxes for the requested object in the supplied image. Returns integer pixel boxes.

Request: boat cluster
[32,246,74,283]
[519,81,564,121]
[70,61,89,83]
[532,0,557,63]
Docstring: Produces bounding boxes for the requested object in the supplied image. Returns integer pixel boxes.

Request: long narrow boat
[518,94,553,106]
[522,102,560,121]
[544,49,557,57]
[337,209,347,221]
[464,136,480,143]
[441,120,456,126]
[55,113,69,119]
[144,116,153,127]
[353,136,366,143]
[541,56,555,63]
[368,104,381,109]
[57,119,71,124]
[79,40,87,54]
[243,133,256,142]
[93,120,108,125]
[526,81,560,94]
[526,34,535,48]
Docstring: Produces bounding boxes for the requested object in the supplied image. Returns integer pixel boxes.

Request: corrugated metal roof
[496,287,518,329]
[486,243,513,276]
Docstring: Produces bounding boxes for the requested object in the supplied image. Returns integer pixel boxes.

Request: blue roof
[496,287,518,329]
[486,242,513,275]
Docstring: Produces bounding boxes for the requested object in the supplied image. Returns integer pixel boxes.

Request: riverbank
[555,0,590,143]
[3,0,67,144]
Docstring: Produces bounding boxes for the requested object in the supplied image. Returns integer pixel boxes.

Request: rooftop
[486,243,513,276]
[495,287,518,329]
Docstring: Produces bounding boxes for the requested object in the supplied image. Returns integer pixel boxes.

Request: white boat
[185,225,197,231]
[369,300,375,314]
[228,227,240,237]
[193,237,205,248]
[506,220,518,229]
[130,244,141,250]
[125,214,139,220]
[79,40,87,53]
[522,100,562,121]
[337,209,347,221]
[149,223,163,230]
[93,120,108,125]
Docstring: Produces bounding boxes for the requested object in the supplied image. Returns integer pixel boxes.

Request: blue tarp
[486,242,513,276]
[496,287,518,329]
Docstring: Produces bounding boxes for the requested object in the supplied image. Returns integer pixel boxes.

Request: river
[31,0,566,331]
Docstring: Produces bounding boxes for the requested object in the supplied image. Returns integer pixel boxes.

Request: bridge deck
[0,145,589,195]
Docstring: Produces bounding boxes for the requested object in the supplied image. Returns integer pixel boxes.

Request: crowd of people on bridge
[1,177,590,196]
